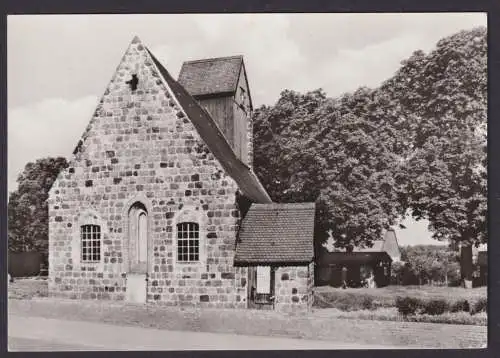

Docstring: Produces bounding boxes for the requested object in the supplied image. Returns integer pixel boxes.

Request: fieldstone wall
[274,262,314,312]
[48,37,248,308]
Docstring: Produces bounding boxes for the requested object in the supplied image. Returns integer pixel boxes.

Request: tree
[8,157,68,255]
[381,27,487,287]
[390,261,406,285]
[252,27,486,288]
[401,245,463,286]
[253,88,406,256]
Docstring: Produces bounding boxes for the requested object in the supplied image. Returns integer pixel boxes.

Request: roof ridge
[146,47,271,204]
[182,55,243,65]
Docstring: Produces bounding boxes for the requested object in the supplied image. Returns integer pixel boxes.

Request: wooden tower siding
[179,56,253,167]
[197,97,235,146]
[197,66,252,165]
[233,64,253,165]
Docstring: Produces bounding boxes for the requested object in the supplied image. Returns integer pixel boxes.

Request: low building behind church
[316,229,400,288]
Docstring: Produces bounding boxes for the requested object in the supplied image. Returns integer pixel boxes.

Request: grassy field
[314,285,488,308]
[312,307,487,326]
[313,285,487,326]
[8,277,48,300]
[9,278,487,327]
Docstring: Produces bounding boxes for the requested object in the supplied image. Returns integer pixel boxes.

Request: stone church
[48,36,315,312]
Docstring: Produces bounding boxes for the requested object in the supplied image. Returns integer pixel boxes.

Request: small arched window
[80,224,101,263]
[177,222,199,262]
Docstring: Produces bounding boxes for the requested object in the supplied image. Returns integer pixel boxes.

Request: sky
[7,13,487,246]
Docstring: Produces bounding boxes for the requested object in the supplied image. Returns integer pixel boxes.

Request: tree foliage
[8,157,68,253]
[253,88,406,252]
[396,245,461,286]
[383,27,487,247]
[253,28,486,281]
[383,27,487,283]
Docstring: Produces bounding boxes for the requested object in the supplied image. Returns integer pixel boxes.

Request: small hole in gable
[126,74,139,91]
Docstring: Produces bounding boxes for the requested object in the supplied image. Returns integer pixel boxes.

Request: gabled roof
[317,251,392,266]
[234,203,315,265]
[146,48,272,204]
[352,240,385,253]
[178,56,243,98]
[354,229,401,262]
[326,229,401,263]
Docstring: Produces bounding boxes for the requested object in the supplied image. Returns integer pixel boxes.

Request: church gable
[50,37,270,204]
[47,37,248,305]
[51,36,238,201]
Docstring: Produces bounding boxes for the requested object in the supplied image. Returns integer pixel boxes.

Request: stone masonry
[274,262,314,312]
[48,37,248,308]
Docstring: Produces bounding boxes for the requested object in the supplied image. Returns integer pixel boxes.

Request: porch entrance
[247,266,275,310]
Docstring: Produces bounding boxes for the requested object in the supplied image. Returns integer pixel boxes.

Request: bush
[313,290,380,311]
[401,265,419,286]
[406,311,487,326]
[361,296,374,310]
[450,299,470,313]
[336,302,352,311]
[334,295,375,311]
[472,298,487,315]
[422,299,449,315]
[396,296,422,316]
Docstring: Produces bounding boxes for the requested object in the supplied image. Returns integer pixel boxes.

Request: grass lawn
[313,284,487,326]
[8,277,48,300]
[315,285,487,301]
[8,278,487,335]
[314,285,487,308]
[312,307,487,326]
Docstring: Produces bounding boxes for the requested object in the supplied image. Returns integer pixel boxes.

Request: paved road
[8,315,396,351]
[9,337,98,351]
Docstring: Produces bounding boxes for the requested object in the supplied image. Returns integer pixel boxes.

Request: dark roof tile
[234,203,315,265]
[178,56,243,97]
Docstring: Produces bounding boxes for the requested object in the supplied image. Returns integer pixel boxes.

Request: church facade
[48,36,315,312]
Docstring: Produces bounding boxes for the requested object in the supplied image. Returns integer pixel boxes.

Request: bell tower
[178,55,254,167]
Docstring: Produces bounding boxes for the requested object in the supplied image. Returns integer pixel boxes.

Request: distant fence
[8,251,43,277]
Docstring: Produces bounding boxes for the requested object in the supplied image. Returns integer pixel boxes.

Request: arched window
[80,224,101,262]
[177,222,199,262]
[128,201,148,273]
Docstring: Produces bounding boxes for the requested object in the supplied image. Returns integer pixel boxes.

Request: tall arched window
[80,224,101,262]
[177,222,199,262]
[128,201,148,273]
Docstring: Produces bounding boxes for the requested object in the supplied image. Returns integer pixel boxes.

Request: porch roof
[234,203,315,265]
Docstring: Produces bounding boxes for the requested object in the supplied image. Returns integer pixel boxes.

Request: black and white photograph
[6,13,488,350]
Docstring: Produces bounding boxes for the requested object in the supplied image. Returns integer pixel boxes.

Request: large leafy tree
[253,88,406,255]
[253,27,486,288]
[8,157,68,254]
[382,27,487,286]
